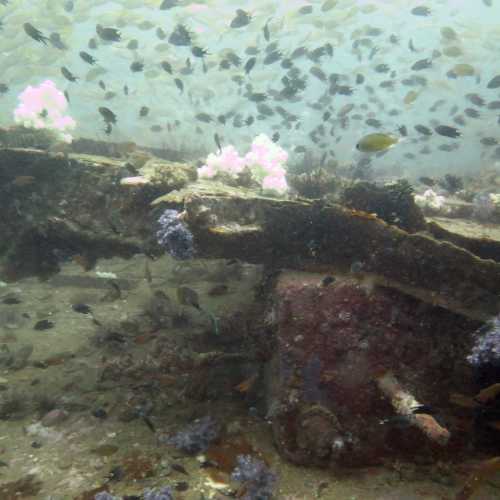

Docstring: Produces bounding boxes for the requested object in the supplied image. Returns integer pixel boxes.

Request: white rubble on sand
[414,189,450,215]
[25,422,64,443]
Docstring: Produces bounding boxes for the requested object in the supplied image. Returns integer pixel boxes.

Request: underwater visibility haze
[0,0,500,499]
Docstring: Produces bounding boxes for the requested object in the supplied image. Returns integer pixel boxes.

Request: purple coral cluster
[94,487,173,500]
[143,486,174,500]
[467,314,500,368]
[156,209,194,260]
[472,192,495,221]
[94,493,120,500]
[231,455,277,500]
[164,415,220,454]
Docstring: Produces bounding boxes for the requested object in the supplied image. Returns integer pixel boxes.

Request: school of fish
[0,0,499,174]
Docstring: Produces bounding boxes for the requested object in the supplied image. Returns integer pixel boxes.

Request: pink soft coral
[198,145,246,178]
[13,80,76,143]
[198,134,289,196]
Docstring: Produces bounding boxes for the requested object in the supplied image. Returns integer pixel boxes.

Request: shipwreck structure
[1,141,499,467]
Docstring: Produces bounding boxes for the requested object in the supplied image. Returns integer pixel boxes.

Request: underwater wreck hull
[180,192,500,321]
[0,147,196,280]
[267,272,477,466]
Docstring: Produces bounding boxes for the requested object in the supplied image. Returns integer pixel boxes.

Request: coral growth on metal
[268,273,477,467]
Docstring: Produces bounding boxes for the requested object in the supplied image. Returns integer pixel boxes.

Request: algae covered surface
[0,254,496,500]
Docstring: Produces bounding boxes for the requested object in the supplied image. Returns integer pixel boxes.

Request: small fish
[435,125,461,138]
[398,125,408,136]
[465,93,486,107]
[0,83,9,94]
[208,284,229,297]
[23,23,49,45]
[230,9,251,29]
[235,373,258,393]
[127,39,139,50]
[320,276,335,287]
[169,24,191,46]
[34,319,55,331]
[411,58,432,71]
[79,51,97,65]
[411,5,431,16]
[195,112,212,123]
[452,64,475,77]
[438,143,458,152]
[410,404,436,415]
[177,286,200,310]
[174,481,189,492]
[418,176,436,187]
[142,415,156,433]
[160,0,178,9]
[247,92,267,102]
[291,46,308,59]
[99,106,117,124]
[271,132,280,143]
[309,66,327,82]
[156,27,167,40]
[214,133,222,153]
[414,124,432,136]
[487,75,500,89]
[1,294,22,304]
[72,303,92,314]
[263,50,282,65]
[379,415,416,428]
[61,67,78,82]
[49,32,68,50]
[96,24,121,42]
[263,18,271,41]
[366,118,382,128]
[464,108,480,118]
[480,137,498,146]
[191,46,208,58]
[174,78,184,93]
[476,382,500,403]
[374,63,390,73]
[171,463,189,475]
[130,61,144,72]
[244,57,256,74]
[356,133,399,153]
[404,90,419,105]
[123,85,129,96]
[298,4,313,14]
[139,106,150,117]
[160,61,173,74]
[88,38,98,50]
[335,85,354,96]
